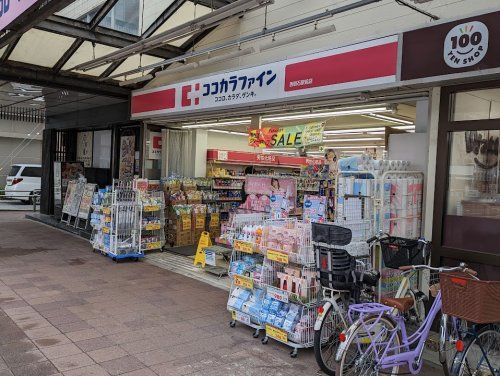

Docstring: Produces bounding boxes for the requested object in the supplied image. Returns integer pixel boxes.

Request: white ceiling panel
[9,29,76,68]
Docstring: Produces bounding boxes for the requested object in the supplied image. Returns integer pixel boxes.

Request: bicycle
[312,224,380,375]
[334,263,478,375]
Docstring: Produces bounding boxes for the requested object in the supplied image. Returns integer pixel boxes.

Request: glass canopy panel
[98,0,177,36]
[152,1,213,46]
[62,42,119,76]
[9,29,76,68]
[56,0,107,22]
[111,54,164,79]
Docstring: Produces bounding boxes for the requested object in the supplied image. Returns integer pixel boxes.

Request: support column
[40,129,55,215]
[192,129,208,177]
[423,87,441,240]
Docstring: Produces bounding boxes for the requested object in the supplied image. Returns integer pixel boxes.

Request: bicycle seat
[380,297,414,312]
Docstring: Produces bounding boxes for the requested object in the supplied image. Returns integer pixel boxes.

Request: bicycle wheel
[453,324,500,376]
[314,305,346,375]
[439,314,465,376]
[336,314,401,376]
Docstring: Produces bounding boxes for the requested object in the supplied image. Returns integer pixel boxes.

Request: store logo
[181,83,201,107]
[270,195,277,202]
[444,21,489,68]
[304,200,312,208]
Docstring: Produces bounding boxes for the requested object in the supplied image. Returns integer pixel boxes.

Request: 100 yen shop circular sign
[444,21,489,68]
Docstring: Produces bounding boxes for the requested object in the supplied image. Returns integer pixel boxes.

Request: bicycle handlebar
[398,263,478,277]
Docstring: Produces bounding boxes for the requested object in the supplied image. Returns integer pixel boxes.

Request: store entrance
[433,81,500,279]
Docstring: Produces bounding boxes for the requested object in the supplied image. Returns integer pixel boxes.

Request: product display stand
[227,213,269,337]
[259,219,319,358]
[138,191,165,253]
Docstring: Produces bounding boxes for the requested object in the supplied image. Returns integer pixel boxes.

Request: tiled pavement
[0,212,440,375]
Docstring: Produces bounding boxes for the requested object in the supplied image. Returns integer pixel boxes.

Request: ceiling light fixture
[262,107,389,122]
[322,137,383,142]
[119,74,154,86]
[365,113,414,125]
[324,127,385,135]
[182,119,251,129]
[208,129,247,136]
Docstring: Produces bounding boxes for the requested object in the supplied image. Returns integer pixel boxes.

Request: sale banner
[248,123,324,148]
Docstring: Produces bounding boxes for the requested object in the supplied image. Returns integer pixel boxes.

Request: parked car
[4,164,42,204]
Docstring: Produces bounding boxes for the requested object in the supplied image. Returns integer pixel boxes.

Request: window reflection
[447,130,500,218]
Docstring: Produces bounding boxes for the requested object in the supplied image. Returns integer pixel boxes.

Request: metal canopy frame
[0,0,235,94]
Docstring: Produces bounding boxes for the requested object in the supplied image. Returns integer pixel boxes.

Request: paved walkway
[0,212,440,375]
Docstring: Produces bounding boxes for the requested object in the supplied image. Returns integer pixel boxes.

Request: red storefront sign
[131,36,398,119]
[207,149,323,167]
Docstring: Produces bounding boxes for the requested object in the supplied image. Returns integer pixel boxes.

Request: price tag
[144,205,160,212]
[146,241,162,250]
[210,213,219,227]
[103,207,111,215]
[232,310,251,325]
[205,250,216,266]
[181,215,191,231]
[195,217,205,229]
[266,286,289,303]
[144,223,161,231]
[102,227,110,234]
[267,249,289,264]
[266,325,288,343]
[234,275,254,290]
[234,240,254,254]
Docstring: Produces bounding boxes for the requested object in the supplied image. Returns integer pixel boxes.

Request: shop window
[444,130,500,255]
[452,88,500,121]
[92,130,112,169]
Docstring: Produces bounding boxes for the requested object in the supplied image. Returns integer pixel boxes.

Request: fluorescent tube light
[365,113,414,125]
[262,107,388,122]
[118,74,153,86]
[322,137,383,142]
[182,119,251,129]
[393,125,416,130]
[324,127,385,135]
[208,129,247,136]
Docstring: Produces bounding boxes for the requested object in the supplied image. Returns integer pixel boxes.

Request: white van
[5,164,42,204]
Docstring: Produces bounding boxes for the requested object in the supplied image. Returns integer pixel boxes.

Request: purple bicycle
[334,263,478,375]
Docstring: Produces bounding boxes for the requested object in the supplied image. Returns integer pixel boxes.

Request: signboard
[76,132,93,168]
[233,240,254,254]
[204,250,216,266]
[249,123,324,148]
[62,181,85,217]
[265,325,288,343]
[239,176,297,214]
[267,286,289,303]
[131,36,398,118]
[54,162,84,218]
[401,11,500,81]
[53,162,62,211]
[0,0,38,32]
[119,135,135,180]
[148,132,162,160]
[303,195,327,223]
[231,310,251,325]
[267,249,289,264]
[77,184,97,220]
[234,275,254,289]
[206,149,324,167]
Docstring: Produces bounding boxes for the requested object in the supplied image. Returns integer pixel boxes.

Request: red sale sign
[0,0,39,32]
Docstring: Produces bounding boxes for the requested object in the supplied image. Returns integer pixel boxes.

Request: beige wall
[207,132,256,152]
[148,0,499,88]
